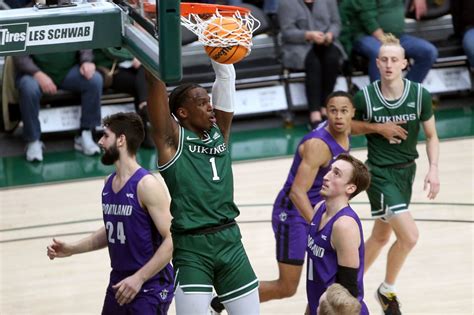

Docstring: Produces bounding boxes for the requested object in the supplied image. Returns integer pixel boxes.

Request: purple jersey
[306,203,368,315]
[274,126,350,222]
[102,168,174,292]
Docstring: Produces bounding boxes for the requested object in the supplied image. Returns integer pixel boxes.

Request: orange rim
[180,3,250,16]
[142,2,250,16]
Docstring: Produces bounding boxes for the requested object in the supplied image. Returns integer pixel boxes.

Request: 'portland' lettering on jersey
[307,234,325,258]
[102,204,133,216]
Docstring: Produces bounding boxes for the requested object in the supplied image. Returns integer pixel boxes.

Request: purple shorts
[271,202,309,265]
[101,271,173,315]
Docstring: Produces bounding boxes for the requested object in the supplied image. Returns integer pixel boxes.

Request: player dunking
[259,92,354,304]
[145,60,260,315]
[306,153,370,315]
[351,34,440,315]
[47,112,174,315]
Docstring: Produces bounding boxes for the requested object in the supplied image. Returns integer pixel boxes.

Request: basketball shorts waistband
[181,220,236,235]
[372,160,415,169]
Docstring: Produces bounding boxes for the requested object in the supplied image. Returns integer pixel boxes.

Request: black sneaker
[376,286,402,315]
[210,296,225,314]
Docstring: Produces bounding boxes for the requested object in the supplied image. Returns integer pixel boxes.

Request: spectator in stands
[241,0,280,15]
[278,0,345,128]
[451,0,474,73]
[339,0,438,83]
[94,48,153,148]
[13,50,103,162]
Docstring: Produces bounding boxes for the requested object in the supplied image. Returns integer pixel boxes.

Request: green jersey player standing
[351,34,440,315]
[146,60,259,315]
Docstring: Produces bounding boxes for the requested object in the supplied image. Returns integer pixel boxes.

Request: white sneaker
[25,140,44,162]
[75,130,100,156]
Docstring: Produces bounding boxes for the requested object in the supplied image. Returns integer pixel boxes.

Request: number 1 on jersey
[209,157,220,181]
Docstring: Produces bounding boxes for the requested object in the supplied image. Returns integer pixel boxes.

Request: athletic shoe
[75,130,100,156]
[25,140,44,162]
[376,286,402,315]
[210,295,225,314]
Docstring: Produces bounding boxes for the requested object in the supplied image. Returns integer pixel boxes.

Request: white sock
[379,282,396,295]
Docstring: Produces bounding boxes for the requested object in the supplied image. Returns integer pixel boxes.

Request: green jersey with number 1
[354,79,433,166]
[158,124,239,233]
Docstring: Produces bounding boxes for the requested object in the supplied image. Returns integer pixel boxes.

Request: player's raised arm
[211,60,236,144]
[145,70,180,165]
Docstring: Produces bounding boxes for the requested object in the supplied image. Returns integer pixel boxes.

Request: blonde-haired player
[351,33,440,315]
[317,283,361,315]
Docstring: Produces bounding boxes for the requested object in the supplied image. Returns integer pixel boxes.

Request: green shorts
[366,161,417,220]
[172,224,258,303]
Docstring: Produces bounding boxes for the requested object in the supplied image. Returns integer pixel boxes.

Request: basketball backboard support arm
[122,21,161,80]
[157,0,182,83]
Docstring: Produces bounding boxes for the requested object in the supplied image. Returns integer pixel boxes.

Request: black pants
[112,66,148,110]
[304,43,341,112]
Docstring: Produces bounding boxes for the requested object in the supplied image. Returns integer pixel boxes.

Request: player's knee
[399,231,418,251]
[371,233,391,246]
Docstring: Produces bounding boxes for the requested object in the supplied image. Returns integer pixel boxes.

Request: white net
[181,10,260,49]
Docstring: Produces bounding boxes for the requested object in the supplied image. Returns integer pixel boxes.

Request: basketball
[204,17,251,64]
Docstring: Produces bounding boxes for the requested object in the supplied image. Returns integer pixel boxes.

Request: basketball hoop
[180,2,260,50]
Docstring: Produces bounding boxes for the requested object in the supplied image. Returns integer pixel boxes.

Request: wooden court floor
[1,138,473,315]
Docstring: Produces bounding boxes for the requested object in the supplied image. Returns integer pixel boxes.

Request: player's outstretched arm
[290,139,332,223]
[111,175,173,306]
[422,116,440,199]
[145,70,179,165]
[211,60,236,144]
[46,227,107,260]
[351,120,408,143]
[351,92,407,142]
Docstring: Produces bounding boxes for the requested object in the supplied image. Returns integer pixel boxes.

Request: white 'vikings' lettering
[374,113,417,123]
[188,143,227,155]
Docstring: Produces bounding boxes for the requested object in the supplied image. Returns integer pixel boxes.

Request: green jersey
[354,79,433,166]
[158,124,239,233]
